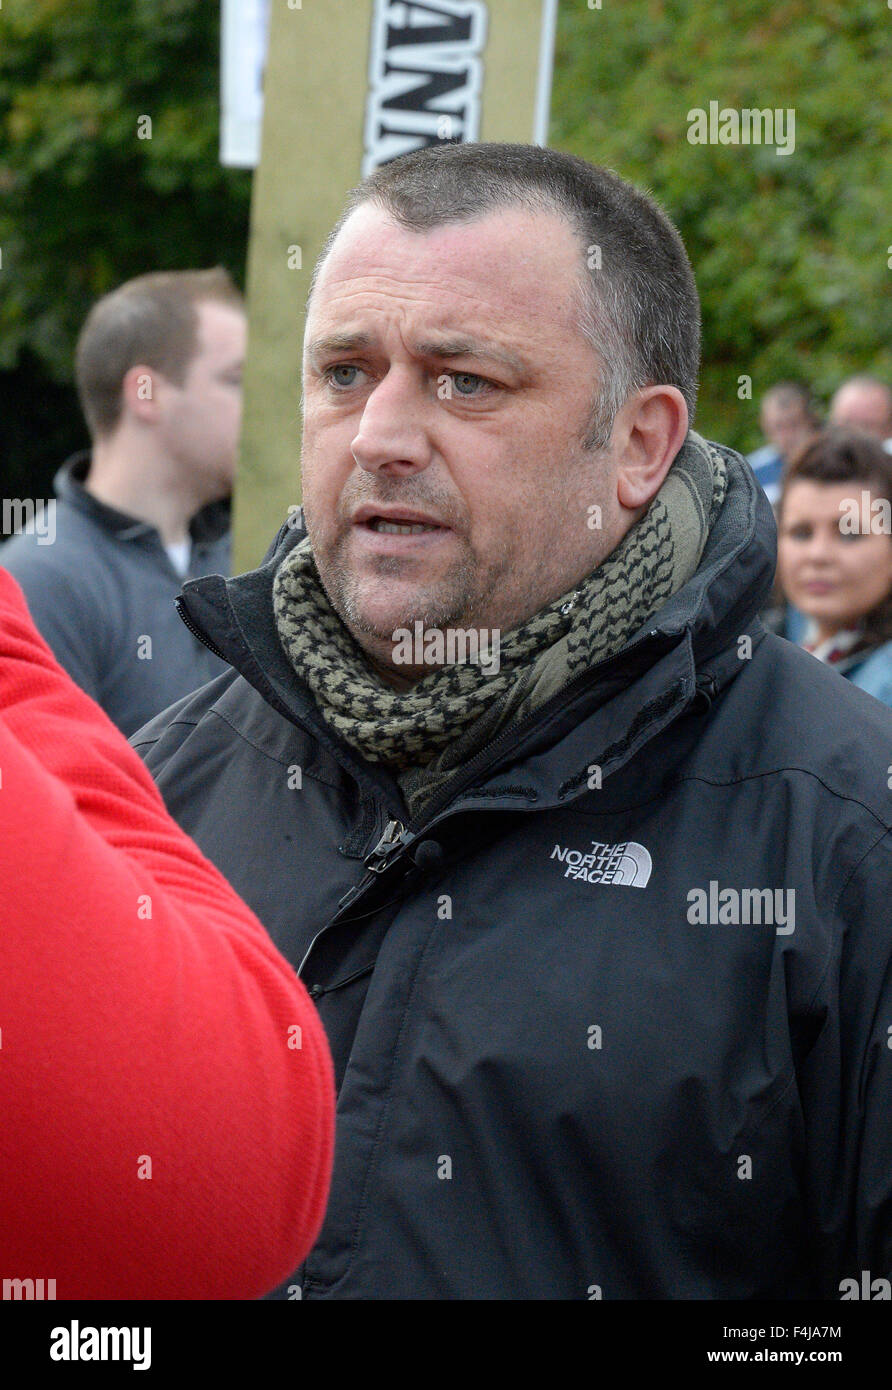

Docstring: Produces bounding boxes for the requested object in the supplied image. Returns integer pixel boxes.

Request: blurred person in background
[2,269,244,735]
[747,381,821,507]
[777,428,892,706]
[829,374,892,449]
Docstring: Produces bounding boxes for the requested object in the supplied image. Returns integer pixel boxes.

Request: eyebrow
[413,337,528,375]
[306,331,527,375]
[306,332,372,362]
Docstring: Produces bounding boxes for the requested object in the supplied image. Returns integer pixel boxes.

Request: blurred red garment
[0,568,334,1299]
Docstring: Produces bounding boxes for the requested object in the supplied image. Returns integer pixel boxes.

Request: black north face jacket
[133,447,892,1300]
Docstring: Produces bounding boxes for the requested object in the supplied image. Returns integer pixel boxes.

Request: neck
[812,620,858,647]
[364,650,425,691]
[86,432,207,546]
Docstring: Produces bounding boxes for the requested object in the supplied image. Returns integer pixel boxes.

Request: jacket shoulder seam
[674,768,892,834]
[136,702,345,794]
[801,825,892,1021]
[209,704,341,788]
[130,716,201,753]
[829,823,892,917]
[561,766,892,835]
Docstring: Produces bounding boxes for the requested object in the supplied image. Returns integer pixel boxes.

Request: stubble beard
[317,529,484,647]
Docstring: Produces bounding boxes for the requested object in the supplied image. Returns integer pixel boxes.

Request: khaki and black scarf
[274,431,727,816]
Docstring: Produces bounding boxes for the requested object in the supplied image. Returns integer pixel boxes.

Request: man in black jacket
[133,144,892,1299]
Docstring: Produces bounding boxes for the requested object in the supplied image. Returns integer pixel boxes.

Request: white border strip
[533,0,558,146]
[220,0,270,168]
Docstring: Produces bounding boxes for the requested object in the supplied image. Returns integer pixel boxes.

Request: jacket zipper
[365,817,414,870]
[175,596,228,661]
[336,818,413,911]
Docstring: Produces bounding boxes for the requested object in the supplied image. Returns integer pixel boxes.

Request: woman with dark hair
[777,427,892,705]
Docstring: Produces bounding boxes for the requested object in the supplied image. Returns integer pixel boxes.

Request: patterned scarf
[274,431,727,815]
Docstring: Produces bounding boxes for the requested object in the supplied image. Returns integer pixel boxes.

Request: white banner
[220,0,270,168]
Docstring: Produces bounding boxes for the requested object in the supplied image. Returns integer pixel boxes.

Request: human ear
[120,364,166,426]
[613,386,689,510]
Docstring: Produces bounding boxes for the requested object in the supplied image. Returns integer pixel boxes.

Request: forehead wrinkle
[306,225,592,378]
[312,203,589,349]
[313,249,577,323]
[306,286,560,372]
[312,273,532,320]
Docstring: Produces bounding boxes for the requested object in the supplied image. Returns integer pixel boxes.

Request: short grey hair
[307,143,700,449]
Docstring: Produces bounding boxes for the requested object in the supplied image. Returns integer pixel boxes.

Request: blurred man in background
[2,268,243,735]
[746,381,821,506]
[829,374,892,448]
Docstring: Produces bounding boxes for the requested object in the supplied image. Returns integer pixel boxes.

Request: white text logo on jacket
[550,840,652,888]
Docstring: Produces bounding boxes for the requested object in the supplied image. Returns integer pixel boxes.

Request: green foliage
[552,0,892,451]
[2,0,890,481]
[0,0,251,381]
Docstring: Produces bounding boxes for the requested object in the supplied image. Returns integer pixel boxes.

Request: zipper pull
[335,820,411,912]
[364,818,411,873]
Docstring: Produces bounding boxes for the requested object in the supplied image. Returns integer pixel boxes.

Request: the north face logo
[550,840,652,887]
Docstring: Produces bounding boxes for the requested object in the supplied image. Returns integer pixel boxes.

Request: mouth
[366,518,444,535]
[351,506,452,538]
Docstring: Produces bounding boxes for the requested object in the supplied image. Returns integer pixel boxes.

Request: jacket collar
[177,441,777,812]
[54,451,231,545]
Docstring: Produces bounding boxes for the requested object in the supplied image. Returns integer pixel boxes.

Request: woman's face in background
[778,480,892,642]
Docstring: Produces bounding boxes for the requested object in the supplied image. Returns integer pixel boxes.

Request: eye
[449,371,492,397]
[324,364,366,389]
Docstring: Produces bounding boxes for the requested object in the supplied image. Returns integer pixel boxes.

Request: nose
[801,531,835,568]
[351,366,434,477]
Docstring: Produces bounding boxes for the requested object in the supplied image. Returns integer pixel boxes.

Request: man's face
[760,398,814,461]
[159,301,246,500]
[829,383,892,441]
[301,203,622,678]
